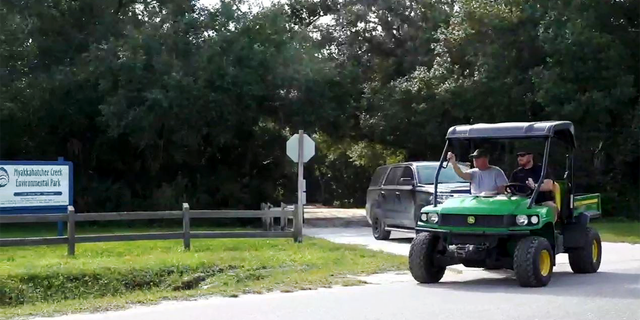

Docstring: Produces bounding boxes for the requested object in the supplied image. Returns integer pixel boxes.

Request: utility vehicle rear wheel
[409,232,446,283]
[514,236,553,287]
[568,227,602,274]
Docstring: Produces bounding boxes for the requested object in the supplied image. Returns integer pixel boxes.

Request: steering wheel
[505,183,533,197]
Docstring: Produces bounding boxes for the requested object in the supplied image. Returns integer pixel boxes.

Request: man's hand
[505,185,513,194]
[526,178,554,192]
[448,152,471,181]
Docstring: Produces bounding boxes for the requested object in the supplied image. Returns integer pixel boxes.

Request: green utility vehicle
[409,121,602,287]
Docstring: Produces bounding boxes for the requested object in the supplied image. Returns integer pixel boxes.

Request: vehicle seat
[554,181,574,223]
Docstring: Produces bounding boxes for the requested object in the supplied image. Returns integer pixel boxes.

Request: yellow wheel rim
[539,250,551,277]
[592,239,598,262]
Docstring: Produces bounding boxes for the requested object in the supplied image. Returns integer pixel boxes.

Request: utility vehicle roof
[446,121,575,147]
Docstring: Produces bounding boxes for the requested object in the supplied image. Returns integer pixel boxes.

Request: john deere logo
[467,216,476,224]
[0,167,8,188]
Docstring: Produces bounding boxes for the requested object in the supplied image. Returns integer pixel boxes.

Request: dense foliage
[1,0,638,217]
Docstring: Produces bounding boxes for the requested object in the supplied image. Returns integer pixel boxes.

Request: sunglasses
[516,153,532,158]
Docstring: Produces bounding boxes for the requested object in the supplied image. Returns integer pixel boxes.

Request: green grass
[0,219,635,319]
[591,220,640,244]
[0,225,407,319]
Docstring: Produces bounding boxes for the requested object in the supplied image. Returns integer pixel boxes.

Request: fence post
[260,203,268,231]
[67,206,76,256]
[268,203,274,230]
[182,203,191,251]
[260,203,275,231]
[280,203,287,231]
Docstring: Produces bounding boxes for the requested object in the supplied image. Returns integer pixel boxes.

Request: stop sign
[286,133,315,163]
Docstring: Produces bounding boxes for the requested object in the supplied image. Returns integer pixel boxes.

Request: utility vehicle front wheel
[514,236,554,287]
[568,227,602,274]
[409,232,446,283]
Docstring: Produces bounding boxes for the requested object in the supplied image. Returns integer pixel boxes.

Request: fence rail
[0,203,299,255]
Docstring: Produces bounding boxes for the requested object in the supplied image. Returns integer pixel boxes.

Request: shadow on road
[387,238,413,244]
[418,271,640,300]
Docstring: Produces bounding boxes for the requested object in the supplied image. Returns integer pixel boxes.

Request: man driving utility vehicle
[509,150,559,222]
[447,149,508,195]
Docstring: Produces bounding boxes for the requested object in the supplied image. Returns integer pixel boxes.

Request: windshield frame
[432,136,559,209]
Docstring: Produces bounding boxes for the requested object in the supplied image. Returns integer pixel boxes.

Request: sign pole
[285,130,314,243]
[58,156,66,237]
[294,129,304,243]
[58,221,64,237]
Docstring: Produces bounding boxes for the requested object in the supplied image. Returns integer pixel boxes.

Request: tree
[1,0,637,218]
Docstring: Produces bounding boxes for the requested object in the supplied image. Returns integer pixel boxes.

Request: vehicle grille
[439,214,511,228]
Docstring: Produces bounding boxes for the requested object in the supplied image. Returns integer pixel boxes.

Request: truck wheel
[409,232,446,283]
[514,236,553,287]
[568,227,602,274]
[372,215,391,240]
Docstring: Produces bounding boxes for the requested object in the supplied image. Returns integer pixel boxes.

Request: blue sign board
[0,158,73,235]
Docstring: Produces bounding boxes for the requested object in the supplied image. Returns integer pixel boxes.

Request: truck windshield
[417,165,469,184]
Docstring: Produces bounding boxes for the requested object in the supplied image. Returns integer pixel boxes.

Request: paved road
[37,228,640,320]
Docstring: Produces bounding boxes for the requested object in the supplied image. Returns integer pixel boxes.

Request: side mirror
[399,178,415,186]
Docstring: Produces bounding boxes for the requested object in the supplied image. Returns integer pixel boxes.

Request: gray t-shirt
[468,166,508,195]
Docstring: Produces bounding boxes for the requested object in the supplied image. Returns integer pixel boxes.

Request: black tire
[568,227,602,274]
[372,214,391,240]
[409,232,446,283]
[513,236,554,287]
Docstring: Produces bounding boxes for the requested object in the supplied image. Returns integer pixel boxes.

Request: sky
[196,0,335,26]
[198,0,281,11]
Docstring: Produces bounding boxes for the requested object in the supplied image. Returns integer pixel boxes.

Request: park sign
[0,159,73,214]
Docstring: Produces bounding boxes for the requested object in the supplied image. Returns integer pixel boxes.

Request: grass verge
[591,220,640,244]
[0,234,407,319]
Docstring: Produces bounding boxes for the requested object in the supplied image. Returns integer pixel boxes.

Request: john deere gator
[408,121,602,287]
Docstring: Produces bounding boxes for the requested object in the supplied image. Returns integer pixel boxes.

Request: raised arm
[447,152,472,181]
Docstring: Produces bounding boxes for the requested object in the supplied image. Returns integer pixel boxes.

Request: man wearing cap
[447,149,508,195]
[509,151,559,222]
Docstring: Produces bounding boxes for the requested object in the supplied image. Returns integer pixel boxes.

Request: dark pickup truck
[365,161,471,240]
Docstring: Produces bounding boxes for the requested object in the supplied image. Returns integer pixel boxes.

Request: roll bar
[433,140,449,207]
[528,138,551,209]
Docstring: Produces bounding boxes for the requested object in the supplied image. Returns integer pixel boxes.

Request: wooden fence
[0,203,299,255]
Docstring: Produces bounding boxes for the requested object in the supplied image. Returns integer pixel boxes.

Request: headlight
[516,215,528,226]
[530,216,539,224]
[427,213,439,224]
[421,214,427,221]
